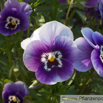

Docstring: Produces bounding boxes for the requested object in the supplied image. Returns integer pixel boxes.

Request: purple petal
[0,22,20,36]
[81,0,99,8]
[57,0,68,4]
[20,2,32,16]
[21,21,73,50]
[15,92,24,103]
[91,49,103,77]
[99,0,103,18]
[4,0,21,12]
[81,27,96,48]
[23,40,50,72]
[16,12,30,31]
[92,31,103,46]
[2,90,14,100]
[15,81,29,97]
[3,82,19,93]
[4,100,9,103]
[0,8,19,21]
[52,36,77,63]
[73,37,93,72]
[36,59,74,85]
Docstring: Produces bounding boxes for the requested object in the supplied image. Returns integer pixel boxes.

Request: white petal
[21,21,73,50]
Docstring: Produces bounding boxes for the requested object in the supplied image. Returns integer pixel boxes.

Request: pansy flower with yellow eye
[0,0,32,36]
[2,81,29,103]
[21,21,78,85]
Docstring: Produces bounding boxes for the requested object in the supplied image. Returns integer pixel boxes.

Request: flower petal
[0,8,19,21]
[3,82,19,93]
[15,92,24,103]
[21,21,73,50]
[2,90,14,100]
[16,12,30,31]
[4,0,21,12]
[92,31,103,46]
[81,0,99,8]
[91,49,103,77]
[81,27,96,48]
[73,37,93,72]
[99,0,103,18]
[0,22,20,36]
[52,36,77,63]
[36,59,73,85]
[23,40,50,72]
[4,100,9,103]
[15,81,29,97]
[20,2,32,16]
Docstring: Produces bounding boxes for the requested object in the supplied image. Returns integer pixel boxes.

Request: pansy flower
[57,0,68,4]
[81,0,99,8]
[0,0,32,36]
[21,21,78,85]
[2,81,29,103]
[73,27,103,77]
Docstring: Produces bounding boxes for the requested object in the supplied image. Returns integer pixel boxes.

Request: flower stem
[52,0,57,20]
[79,68,94,94]
[5,36,12,68]
[0,0,3,10]
[64,0,74,25]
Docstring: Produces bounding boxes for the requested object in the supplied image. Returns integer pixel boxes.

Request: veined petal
[36,59,73,85]
[15,92,23,103]
[3,82,19,93]
[23,40,50,72]
[91,49,103,77]
[0,22,20,36]
[52,36,77,63]
[2,90,14,100]
[81,27,96,48]
[15,81,29,97]
[4,0,21,12]
[21,21,73,50]
[73,37,93,72]
[20,2,32,16]
[92,31,103,46]
[16,12,30,31]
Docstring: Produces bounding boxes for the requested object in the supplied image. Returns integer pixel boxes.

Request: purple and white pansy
[21,21,78,85]
[0,0,32,36]
[73,27,103,77]
[2,81,29,103]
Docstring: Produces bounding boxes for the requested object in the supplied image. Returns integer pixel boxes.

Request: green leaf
[4,79,12,85]
[9,62,16,78]
[76,10,87,23]
[34,14,45,26]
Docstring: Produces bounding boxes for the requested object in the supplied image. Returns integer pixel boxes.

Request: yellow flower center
[13,99,17,102]
[48,56,55,62]
[11,22,16,25]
